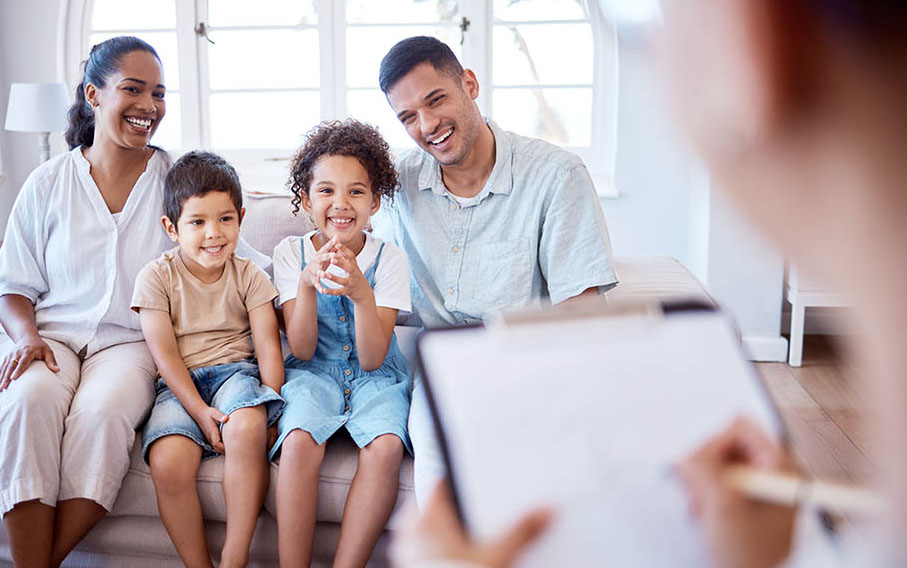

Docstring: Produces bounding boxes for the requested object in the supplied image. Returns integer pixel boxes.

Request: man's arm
[139,308,228,453]
[540,163,618,305]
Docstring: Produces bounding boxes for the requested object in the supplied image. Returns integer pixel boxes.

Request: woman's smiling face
[86,49,166,149]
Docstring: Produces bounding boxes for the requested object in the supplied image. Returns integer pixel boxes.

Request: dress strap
[364,241,386,282]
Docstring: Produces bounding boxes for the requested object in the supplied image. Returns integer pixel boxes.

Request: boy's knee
[149,436,201,490]
[222,406,266,445]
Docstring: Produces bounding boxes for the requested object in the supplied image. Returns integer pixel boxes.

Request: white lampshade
[5,82,71,133]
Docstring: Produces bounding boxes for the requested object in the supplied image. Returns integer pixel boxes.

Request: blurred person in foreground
[391,0,907,566]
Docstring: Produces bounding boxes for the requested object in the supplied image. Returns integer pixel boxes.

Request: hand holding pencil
[678,417,798,568]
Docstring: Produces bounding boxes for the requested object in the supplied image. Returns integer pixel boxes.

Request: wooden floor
[755,335,876,485]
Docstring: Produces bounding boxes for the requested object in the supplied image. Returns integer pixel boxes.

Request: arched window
[62,0,619,195]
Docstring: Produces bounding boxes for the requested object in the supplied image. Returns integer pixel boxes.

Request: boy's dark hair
[66,36,162,149]
[378,36,465,94]
[287,119,399,216]
[163,151,243,225]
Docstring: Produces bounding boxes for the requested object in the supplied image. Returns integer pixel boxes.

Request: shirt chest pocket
[466,238,533,308]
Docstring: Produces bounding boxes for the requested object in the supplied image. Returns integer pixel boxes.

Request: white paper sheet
[418,309,781,567]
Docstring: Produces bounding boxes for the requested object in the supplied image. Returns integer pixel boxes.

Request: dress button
[343,344,351,351]
[448,288,454,296]
[450,204,457,211]
[344,405,350,412]
[344,388,351,395]
[452,245,460,253]
[345,369,352,376]
[339,316,346,322]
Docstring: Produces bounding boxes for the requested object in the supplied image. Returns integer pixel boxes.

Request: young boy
[131,151,285,568]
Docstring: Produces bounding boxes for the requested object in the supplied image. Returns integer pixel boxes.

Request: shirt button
[343,344,351,351]
[450,204,457,211]
[345,369,352,376]
[452,245,460,253]
[339,316,346,322]
[448,288,454,296]
[344,388,351,395]
[344,405,350,412]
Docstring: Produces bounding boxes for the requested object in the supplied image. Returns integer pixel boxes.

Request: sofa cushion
[241,191,316,258]
[111,434,415,527]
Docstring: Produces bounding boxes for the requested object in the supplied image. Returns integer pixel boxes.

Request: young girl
[270,119,412,567]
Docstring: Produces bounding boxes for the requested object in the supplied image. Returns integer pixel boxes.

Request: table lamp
[5,83,71,162]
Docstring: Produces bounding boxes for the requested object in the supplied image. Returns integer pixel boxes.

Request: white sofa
[0,192,712,567]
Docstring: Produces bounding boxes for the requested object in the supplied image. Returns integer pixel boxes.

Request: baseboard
[742,335,789,362]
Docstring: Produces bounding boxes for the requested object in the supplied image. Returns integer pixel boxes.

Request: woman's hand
[298,236,339,294]
[0,334,60,391]
[394,481,553,568]
[318,243,374,305]
[677,417,798,568]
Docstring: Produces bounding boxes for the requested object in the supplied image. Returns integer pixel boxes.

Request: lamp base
[39,131,52,162]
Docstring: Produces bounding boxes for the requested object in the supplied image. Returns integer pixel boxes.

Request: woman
[397,0,907,566]
[0,36,171,567]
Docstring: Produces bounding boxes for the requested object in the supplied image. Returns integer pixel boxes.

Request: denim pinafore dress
[269,239,412,460]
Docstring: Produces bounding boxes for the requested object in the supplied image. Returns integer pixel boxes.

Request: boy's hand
[191,406,229,454]
[318,243,374,305]
[299,236,339,293]
[267,425,278,452]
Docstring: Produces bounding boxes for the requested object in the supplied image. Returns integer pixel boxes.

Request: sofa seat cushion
[611,257,712,304]
[110,433,414,526]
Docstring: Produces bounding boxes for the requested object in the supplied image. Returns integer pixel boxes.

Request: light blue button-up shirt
[375,120,618,328]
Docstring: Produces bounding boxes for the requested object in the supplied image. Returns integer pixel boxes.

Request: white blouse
[0,147,270,357]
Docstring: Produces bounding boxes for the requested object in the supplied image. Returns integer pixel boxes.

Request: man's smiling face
[386,62,485,168]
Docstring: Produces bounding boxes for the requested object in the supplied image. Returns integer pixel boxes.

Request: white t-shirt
[272,230,411,314]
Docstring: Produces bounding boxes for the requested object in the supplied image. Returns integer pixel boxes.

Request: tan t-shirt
[131,248,277,371]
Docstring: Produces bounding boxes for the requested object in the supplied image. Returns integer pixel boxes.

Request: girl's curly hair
[287,119,399,215]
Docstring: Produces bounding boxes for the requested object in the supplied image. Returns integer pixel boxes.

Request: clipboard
[415,298,787,567]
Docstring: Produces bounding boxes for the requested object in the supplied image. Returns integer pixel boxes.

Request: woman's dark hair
[287,119,399,216]
[65,36,161,149]
[163,151,243,226]
[378,36,464,94]
[805,0,907,43]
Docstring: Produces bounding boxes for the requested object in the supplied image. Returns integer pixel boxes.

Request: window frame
[62,0,618,196]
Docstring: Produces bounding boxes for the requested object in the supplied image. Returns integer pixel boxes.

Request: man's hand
[191,405,229,454]
[677,417,797,568]
[0,334,60,391]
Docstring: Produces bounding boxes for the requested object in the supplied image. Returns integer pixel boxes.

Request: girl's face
[301,154,380,253]
[86,50,166,150]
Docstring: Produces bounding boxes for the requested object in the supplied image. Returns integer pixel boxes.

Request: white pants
[0,337,156,515]
[408,377,447,508]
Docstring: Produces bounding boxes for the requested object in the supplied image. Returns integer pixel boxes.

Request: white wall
[0,0,788,360]
[0,0,64,232]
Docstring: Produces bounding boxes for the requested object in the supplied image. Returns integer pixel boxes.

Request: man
[377,36,618,504]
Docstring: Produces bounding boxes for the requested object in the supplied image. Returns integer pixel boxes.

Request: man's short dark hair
[163,150,243,226]
[378,36,465,94]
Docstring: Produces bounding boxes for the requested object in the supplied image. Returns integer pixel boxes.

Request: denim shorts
[141,360,285,463]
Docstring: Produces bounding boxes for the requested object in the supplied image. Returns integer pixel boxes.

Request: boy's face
[162,190,244,282]
[301,154,380,252]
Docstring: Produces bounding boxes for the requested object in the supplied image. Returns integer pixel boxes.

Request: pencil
[724,465,887,516]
